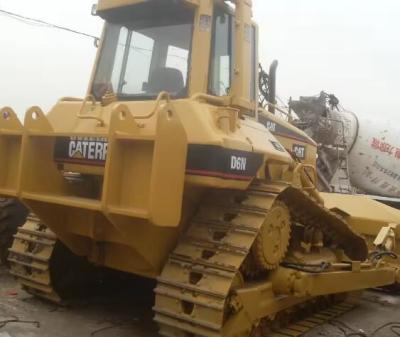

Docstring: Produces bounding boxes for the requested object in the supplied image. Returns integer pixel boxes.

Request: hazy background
[0,0,399,118]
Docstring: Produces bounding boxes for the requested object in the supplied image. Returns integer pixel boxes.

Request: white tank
[345,114,400,198]
[290,93,400,197]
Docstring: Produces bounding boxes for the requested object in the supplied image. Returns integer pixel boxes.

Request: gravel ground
[0,266,399,337]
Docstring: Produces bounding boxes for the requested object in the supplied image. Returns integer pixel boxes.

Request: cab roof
[97,0,199,12]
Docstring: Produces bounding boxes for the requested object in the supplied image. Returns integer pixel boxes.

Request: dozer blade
[321,192,400,239]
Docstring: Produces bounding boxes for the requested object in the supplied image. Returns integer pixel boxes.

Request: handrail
[190,93,231,106]
[76,92,171,126]
[258,103,290,117]
[77,95,105,126]
[134,91,171,120]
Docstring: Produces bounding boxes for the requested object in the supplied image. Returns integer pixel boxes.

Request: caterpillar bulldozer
[0,1,399,336]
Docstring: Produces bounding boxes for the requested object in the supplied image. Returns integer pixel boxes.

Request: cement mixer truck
[288,92,400,208]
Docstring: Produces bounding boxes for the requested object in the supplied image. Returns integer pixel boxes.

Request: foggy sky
[0,0,399,119]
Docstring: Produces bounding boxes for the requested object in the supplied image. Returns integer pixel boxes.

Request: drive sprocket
[252,200,291,270]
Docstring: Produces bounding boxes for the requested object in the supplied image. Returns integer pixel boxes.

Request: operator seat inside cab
[146,67,185,95]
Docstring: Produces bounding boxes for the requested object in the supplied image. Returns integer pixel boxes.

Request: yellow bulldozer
[0,1,399,336]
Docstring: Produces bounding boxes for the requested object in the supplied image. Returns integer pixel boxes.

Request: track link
[154,182,366,337]
[7,215,61,303]
[0,198,28,265]
[154,186,274,337]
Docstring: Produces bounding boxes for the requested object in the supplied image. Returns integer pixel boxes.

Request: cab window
[209,7,233,96]
[92,3,194,100]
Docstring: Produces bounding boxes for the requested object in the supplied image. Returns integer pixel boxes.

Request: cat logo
[231,156,247,171]
[293,144,306,159]
[265,120,277,132]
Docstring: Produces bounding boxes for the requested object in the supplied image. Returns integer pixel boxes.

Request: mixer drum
[348,116,400,198]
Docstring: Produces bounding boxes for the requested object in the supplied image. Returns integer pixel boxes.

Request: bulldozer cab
[94,0,259,113]
[93,2,194,100]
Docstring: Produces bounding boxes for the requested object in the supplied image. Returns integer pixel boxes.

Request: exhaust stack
[268,60,278,114]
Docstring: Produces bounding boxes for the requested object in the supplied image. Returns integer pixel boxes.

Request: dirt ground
[0,266,399,337]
